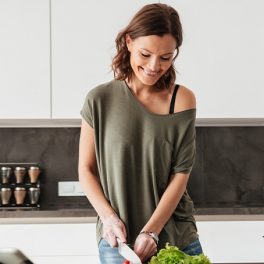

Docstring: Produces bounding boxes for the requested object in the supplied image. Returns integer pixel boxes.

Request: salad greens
[149,243,211,264]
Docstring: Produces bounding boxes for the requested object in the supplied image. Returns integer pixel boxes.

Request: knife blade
[117,238,142,264]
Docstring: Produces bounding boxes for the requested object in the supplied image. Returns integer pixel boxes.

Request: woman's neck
[126,76,157,96]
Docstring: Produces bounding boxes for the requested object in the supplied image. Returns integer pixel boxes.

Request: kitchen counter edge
[1,211,264,224]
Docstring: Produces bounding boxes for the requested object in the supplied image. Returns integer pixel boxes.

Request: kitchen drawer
[0,223,98,258]
[31,255,100,264]
[197,221,264,263]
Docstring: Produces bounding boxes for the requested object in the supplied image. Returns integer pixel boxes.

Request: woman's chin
[138,75,160,86]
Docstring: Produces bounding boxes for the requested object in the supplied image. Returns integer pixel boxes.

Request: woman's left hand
[133,233,157,263]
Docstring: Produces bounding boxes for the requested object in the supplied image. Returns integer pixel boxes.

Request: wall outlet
[58,181,85,196]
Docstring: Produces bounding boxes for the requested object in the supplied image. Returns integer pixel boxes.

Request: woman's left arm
[133,173,190,262]
[141,172,189,234]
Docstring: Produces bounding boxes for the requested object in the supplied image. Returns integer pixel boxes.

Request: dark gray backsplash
[0,128,86,209]
[0,127,263,210]
[189,127,264,208]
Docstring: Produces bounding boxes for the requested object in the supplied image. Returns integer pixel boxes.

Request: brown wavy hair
[112,3,183,90]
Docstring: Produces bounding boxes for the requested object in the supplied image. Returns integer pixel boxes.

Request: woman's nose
[147,57,161,72]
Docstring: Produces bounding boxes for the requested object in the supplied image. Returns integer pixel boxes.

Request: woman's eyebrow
[141,48,174,55]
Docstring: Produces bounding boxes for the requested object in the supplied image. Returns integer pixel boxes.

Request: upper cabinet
[1,1,263,119]
[161,0,264,118]
[52,0,264,119]
[0,0,50,118]
[51,0,154,118]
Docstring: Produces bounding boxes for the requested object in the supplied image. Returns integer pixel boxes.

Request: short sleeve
[169,115,196,175]
[80,91,94,128]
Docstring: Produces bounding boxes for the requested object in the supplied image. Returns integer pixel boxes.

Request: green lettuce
[149,243,211,264]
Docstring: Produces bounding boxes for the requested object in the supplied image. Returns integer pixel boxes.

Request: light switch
[58,181,85,196]
[62,183,74,193]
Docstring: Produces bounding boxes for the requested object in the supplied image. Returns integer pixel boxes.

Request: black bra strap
[169,84,179,114]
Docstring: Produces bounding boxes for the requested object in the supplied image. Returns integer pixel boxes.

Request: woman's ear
[125,34,132,52]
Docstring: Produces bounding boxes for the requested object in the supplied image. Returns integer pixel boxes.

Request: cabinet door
[30,223,99,256]
[160,0,264,118]
[31,255,100,264]
[197,221,264,263]
[0,0,50,118]
[51,0,154,118]
[0,223,98,259]
[0,224,34,255]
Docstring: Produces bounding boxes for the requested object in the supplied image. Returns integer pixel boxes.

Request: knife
[117,238,142,264]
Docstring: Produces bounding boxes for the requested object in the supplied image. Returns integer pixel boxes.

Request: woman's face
[126,34,176,87]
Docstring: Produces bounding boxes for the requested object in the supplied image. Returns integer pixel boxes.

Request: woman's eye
[141,53,150,58]
[140,52,171,61]
[160,57,171,61]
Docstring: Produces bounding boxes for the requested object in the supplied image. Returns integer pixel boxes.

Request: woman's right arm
[78,118,115,220]
[78,119,127,246]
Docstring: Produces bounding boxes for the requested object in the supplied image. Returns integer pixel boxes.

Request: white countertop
[1,213,264,224]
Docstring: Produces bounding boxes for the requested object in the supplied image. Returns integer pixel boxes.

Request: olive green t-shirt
[80,79,198,250]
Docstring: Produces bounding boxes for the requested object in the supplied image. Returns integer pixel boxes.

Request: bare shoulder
[174,85,196,112]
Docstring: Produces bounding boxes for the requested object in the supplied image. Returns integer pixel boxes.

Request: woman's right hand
[102,213,127,247]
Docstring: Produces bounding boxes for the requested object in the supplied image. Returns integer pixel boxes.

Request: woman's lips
[140,67,160,77]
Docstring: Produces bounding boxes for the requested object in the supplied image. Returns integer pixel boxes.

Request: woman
[79,3,202,264]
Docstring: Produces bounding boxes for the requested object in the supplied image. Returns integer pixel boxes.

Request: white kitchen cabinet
[197,221,264,263]
[31,256,100,264]
[1,220,263,263]
[160,0,264,118]
[0,223,99,262]
[51,0,154,118]
[0,0,50,118]
[1,1,263,120]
